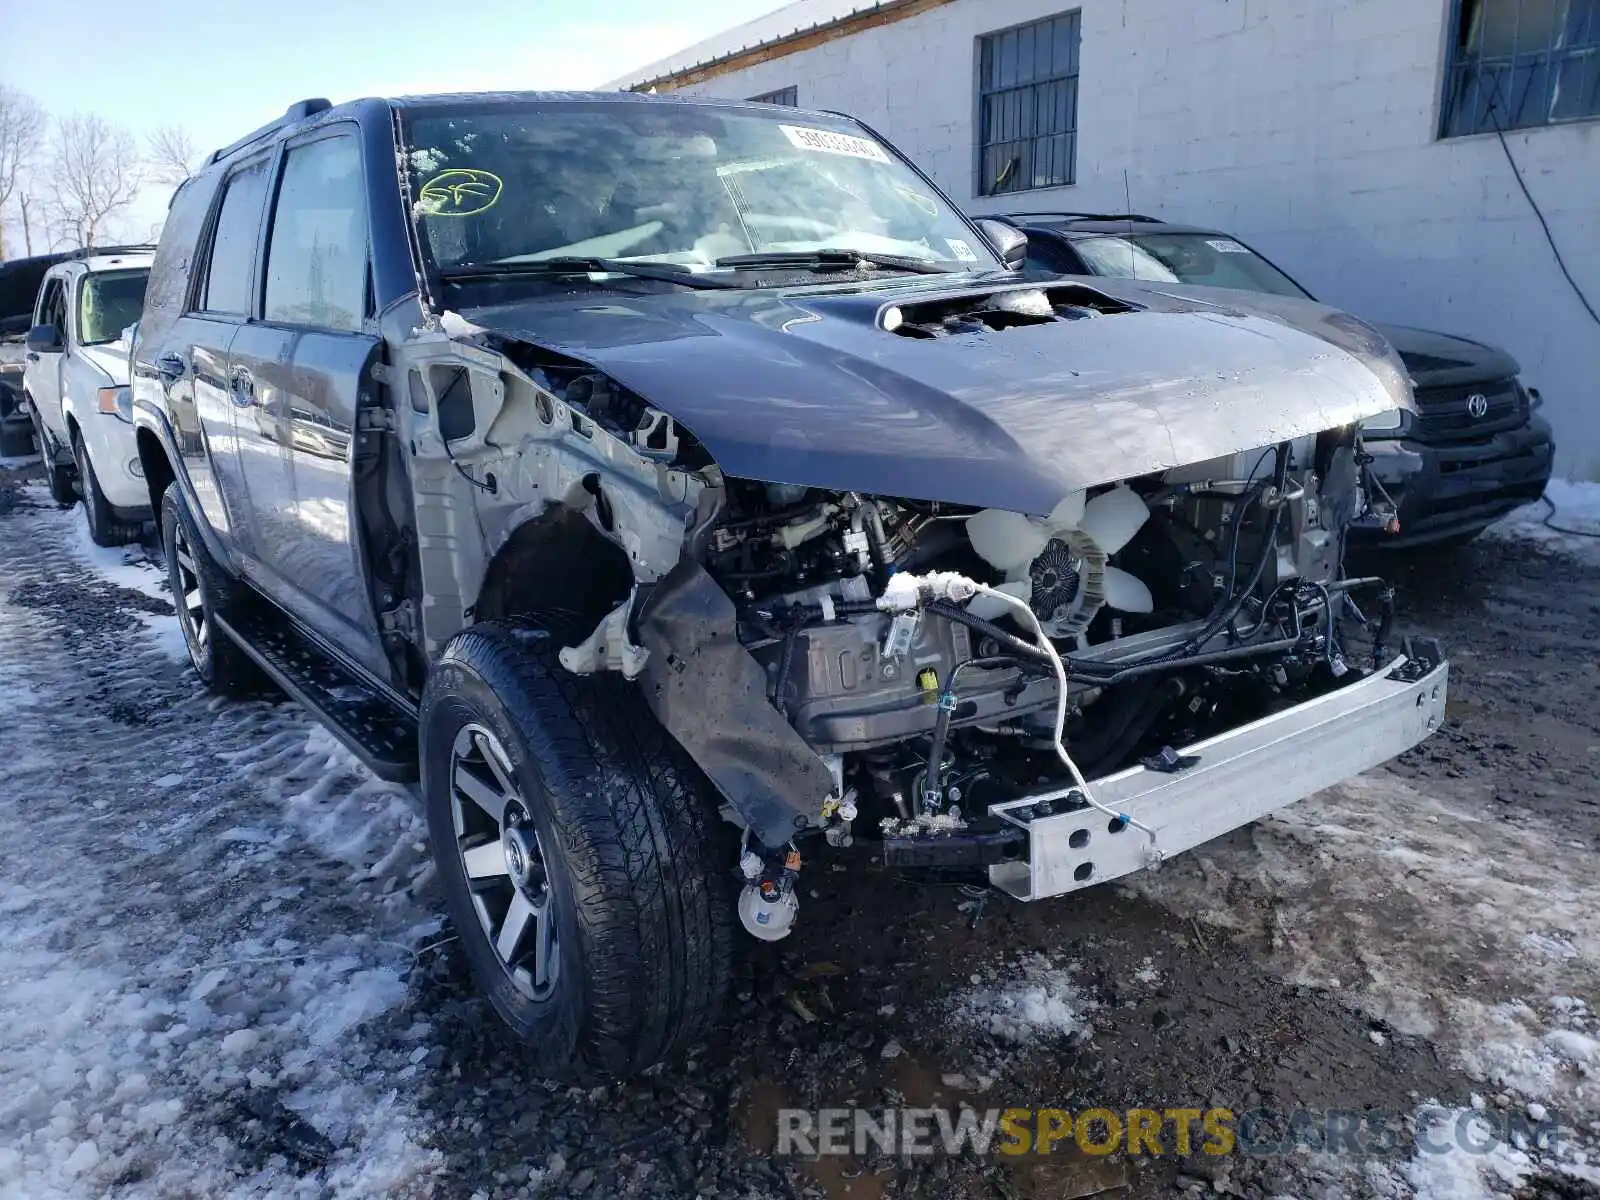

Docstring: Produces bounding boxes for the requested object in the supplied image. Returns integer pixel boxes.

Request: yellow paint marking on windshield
[418,169,504,217]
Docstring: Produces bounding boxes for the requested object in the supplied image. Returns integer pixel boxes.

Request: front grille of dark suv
[1411,378,1523,443]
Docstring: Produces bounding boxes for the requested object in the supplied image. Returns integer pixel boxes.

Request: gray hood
[456,273,1413,515]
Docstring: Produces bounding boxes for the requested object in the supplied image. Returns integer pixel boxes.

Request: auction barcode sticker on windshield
[780,125,891,163]
[1206,239,1250,253]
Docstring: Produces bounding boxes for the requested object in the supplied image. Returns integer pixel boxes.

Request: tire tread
[424,622,733,1079]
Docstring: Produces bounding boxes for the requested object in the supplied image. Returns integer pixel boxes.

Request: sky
[0,0,789,249]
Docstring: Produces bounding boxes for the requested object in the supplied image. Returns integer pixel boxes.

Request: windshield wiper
[715,249,954,275]
[438,257,743,290]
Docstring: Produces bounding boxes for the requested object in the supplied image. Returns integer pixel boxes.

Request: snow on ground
[1485,479,1600,558]
[1363,1101,1600,1200]
[46,500,191,662]
[1135,772,1600,1116]
[0,480,445,1198]
[950,953,1097,1044]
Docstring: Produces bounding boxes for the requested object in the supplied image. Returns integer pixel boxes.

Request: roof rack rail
[65,243,159,260]
[207,98,332,166]
[1003,211,1163,224]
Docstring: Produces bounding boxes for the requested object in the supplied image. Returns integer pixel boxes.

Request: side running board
[212,605,419,782]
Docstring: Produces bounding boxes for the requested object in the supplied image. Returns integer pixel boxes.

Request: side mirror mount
[25,323,62,353]
[974,218,1029,271]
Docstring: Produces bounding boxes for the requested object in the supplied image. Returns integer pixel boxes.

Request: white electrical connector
[876,570,980,612]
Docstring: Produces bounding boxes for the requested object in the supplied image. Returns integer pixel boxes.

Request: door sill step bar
[213,605,419,782]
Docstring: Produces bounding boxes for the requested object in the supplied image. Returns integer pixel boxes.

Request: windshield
[398,101,998,281]
[77,268,149,345]
[1071,233,1310,299]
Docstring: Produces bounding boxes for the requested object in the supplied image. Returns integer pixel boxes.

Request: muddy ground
[1,459,1596,1200]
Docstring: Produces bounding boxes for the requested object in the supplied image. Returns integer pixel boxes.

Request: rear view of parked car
[1006,213,1555,548]
[22,247,154,545]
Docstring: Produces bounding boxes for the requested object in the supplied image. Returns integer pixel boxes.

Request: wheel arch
[472,505,634,633]
[136,426,177,541]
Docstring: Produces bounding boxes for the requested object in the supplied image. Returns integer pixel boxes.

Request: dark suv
[130,93,1447,1081]
[1006,213,1556,548]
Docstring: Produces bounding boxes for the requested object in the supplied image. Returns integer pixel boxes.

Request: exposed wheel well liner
[137,428,177,536]
[473,507,634,634]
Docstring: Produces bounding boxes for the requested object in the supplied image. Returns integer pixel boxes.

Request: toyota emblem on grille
[1465,392,1490,418]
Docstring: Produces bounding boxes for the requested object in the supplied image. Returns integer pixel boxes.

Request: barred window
[1441,0,1600,136]
[748,86,798,106]
[977,11,1080,195]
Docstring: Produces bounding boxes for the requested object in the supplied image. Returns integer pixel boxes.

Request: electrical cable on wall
[1486,96,1599,328]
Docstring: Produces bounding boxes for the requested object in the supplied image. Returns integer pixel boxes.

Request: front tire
[420,622,733,1081]
[160,483,262,694]
[72,428,141,547]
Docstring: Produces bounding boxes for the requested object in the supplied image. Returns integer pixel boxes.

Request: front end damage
[384,279,1446,943]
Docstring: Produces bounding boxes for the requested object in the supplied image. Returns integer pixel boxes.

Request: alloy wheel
[170,521,210,667]
[450,723,560,999]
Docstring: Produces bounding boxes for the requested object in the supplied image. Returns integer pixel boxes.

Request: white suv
[24,248,154,545]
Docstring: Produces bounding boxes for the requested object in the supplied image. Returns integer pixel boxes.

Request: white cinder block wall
[666,0,1600,476]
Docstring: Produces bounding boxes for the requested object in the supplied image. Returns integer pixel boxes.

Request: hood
[77,343,130,386]
[1370,322,1520,387]
[457,273,1412,515]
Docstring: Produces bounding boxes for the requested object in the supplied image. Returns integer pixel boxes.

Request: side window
[1024,236,1081,275]
[199,156,273,316]
[263,134,368,332]
[36,278,64,330]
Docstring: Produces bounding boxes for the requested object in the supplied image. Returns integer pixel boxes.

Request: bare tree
[45,113,143,249]
[146,125,198,187]
[0,86,48,259]
[17,193,37,255]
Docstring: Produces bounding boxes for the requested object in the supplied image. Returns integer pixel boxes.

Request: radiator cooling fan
[964,485,1154,643]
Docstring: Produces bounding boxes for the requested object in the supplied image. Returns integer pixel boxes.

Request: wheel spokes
[449,723,558,996]
[461,840,508,881]
[476,732,518,798]
[496,890,535,962]
[454,762,509,825]
[531,894,556,988]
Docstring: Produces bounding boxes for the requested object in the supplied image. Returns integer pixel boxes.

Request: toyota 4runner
[131,92,1448,1081]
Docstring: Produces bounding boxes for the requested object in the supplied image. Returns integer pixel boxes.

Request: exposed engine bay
[697,432,1385,847]
[393,275,1432,947]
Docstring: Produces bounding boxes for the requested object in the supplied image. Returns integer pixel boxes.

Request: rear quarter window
[142,173,220,330]
[199,156,274,316]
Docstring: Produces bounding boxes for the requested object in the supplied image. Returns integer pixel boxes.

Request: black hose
[1371,587,1396,667]
[1071,635,1301,687]
[923,600,1055,665]
[771,625,799,714]
[922,690,957,811]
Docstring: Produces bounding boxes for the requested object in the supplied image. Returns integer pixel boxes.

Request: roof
[605,0,905,91]
[78,250,155,273]
[1002,213,1228,238]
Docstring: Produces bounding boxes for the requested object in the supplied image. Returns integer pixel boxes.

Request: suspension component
[737,844,802,941]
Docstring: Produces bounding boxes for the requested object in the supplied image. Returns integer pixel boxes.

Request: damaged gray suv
[131,91,1448,1081]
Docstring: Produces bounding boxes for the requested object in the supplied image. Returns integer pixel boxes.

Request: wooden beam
[642,0,957,92]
